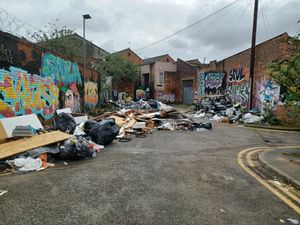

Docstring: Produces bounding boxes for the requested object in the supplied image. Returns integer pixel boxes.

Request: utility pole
[249,0,259,110]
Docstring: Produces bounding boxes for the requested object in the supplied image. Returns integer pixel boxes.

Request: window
[158,72,164,86]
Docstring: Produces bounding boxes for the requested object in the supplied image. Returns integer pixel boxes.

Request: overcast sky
[1,0,299,62]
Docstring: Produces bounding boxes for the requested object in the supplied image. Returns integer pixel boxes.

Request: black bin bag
[89,119,119,146]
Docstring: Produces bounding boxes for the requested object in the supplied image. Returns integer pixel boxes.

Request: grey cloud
[1,0,299,61]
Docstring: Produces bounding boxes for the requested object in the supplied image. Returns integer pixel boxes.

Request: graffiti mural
[226,66,249,109]
[85,81,98,109]
[199,72,226,96]
[155,91,175,103]
[256,80,280,112]
[136,89,145,100]
[0,66,59,119]
[41,52,82,112]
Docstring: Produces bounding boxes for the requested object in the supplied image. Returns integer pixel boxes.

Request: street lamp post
[82,14,91,85]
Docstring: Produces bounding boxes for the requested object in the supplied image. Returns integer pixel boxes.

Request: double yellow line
[237,146,300,214]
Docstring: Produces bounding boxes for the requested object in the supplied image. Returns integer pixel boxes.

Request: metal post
[83,17,86,85]
[249,0,259,110]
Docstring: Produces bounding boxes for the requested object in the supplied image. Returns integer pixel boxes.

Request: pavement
[259,147,300,188]
[1,123,300,225]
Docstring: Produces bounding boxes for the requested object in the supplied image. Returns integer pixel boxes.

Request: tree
[92,54,139,85]
[267,35,300,120]
[30,22,82,63]
[268,53,300,101]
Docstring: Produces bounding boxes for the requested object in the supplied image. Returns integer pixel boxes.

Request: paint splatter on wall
[0,66,59,119]
[41,52,82,112]
[84,81,98,109]
[226,66,250,109]
[256,80,280,112]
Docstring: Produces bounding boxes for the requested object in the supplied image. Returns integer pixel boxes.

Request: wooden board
[125,119,136,129]
[0,131,70,160]
[109,116,128,127]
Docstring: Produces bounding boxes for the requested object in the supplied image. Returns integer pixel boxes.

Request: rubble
[0,99,212,175]
[192,95,271,125]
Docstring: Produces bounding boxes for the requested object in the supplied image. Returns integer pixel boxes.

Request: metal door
[182,80,193,104]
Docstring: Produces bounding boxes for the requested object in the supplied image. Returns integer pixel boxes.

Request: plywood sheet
[0,131,70,160]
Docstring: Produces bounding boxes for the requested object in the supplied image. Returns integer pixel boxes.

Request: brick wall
[200,33,299,111]
[176,59,199,103]
[155,72,178,103]
[0,31,101,117]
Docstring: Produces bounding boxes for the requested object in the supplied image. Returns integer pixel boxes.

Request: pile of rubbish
[0,100,212,175]
[192,95,265,124]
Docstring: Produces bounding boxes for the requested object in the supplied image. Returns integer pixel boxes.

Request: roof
[112,48,143,61]
[186,59,202,66]
[72,33,110,54]
[143,54,175,65]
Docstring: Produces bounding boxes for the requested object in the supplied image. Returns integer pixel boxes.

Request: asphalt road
[1,124,300,225]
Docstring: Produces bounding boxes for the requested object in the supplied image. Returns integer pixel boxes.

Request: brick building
[197,32,299,112]
[112,48,143,98]
[140,54,177,103]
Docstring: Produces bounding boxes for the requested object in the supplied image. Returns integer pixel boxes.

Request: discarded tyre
[55,113,76,134]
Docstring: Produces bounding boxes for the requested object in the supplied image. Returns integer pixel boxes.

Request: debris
[243,113,263,124]
[0,114,43,140]
[55,113,77,134]
[287,218,299,224]
[63,162,68,166]
[0,131,70,160]
[279,219,285,223]
[13,157,42,172]
[89,119,119,146]
[12,125,37,137]
[223,176,235,181]
[58,136,95,160]
[132,122,146,129]
[73,123,86,136]
[0,190,8,196]
[219,209,226,213]
[211,115,224,122]
[27,146,60,158]
[56,108,88,124]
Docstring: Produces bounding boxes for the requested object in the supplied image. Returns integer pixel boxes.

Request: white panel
[0,114,43,138]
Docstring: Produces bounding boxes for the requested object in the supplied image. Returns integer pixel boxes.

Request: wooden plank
[109,116,128,127]
[0,131,70,160]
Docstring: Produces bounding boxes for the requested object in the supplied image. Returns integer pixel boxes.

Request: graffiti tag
[0,66,59,119]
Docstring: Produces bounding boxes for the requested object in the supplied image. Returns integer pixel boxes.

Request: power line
[260,0,274,37]
[135,0,243,51]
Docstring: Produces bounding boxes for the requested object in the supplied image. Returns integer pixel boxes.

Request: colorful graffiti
[199,72,226,96]
[155,91,175,103]
[256,80,280,112]
[136,89,145,100]
[0,66,59,119]
[41,52,82,85]
[41,52,82,112]
[85,81,98,109]
[226,66,249,108]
